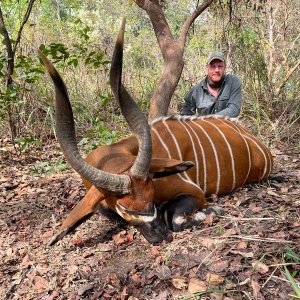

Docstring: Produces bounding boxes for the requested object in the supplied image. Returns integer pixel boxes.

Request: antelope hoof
[204,206,224,217]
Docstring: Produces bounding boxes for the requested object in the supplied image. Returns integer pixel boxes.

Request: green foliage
[15,55,45,84]
[0,52,6,77]
[15,134,42,153]
[30,160,69,176]
[0,0,299,147]
[284,247,300,277]
[98,91,113,108]
[0,53,45,125]
[0,85,18,118]
[214,224,225,235]
[283,247,300,298]
[39,43,70,62]
[78,117,123,153]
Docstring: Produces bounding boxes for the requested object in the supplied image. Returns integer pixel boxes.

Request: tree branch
[276,59,300,96]
[133,0,213,120]
[13,0,36,54]
[134,0,174,60]
[178,0,214,49]
[0,8,14,82]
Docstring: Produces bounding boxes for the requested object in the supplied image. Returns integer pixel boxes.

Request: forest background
[0,0,299,153]
[1,1,300,299]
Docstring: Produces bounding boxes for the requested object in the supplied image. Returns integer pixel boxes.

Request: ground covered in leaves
[0,137,299,300]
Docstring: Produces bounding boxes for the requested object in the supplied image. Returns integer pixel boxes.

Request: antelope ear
[150,158,194,179]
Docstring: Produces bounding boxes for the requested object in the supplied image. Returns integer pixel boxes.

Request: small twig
[5,267,30,297]
[221,216,276,221]
[215,235,295,244]
[237,277,251,286]
[195,246,219,273]
[271,275,297,284]
[269,262,300,267]
[262,265,279,288]
[118,241,134,252]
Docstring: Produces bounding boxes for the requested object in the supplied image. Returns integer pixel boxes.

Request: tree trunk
[0,0,36,142]
[134,0,214,121]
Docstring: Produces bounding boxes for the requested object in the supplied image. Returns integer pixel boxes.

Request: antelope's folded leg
[48,186,105,246]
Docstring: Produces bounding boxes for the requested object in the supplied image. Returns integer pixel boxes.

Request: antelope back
[151,115,273,196]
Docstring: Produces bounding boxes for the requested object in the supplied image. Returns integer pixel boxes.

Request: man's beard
[207,75,224,88]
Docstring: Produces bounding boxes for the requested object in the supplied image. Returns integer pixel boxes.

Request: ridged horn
[110,19,152,180]
[38,50,131,194]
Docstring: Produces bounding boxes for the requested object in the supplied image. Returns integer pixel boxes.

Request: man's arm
[215,76,242,118]
[181,88,196,115]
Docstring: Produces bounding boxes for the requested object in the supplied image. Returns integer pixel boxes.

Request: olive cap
[207,51,225,64]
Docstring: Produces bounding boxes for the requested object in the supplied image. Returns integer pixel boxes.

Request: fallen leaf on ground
[249,203,263,213]
[32,275,49,293]
[171,278,187,290]
[77,284,93,296]
[131,273,141,282]
[267,190,280,197]
[156,265,172,280]
[113,230,130,245]
[206,273,224,285]
[251,278,262,298]
[72,239,83,246]
[237,241,248,249]
[230,250,254,258]
[221,228,236,238]
[271,231,286,239]
[188,278,207,294]
[293,221,300,227]
[252,261,269,274]
[208,259,229,273]
[201,237,215,249]
[151,246,160,257]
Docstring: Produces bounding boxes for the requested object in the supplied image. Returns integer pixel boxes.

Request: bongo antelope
[39,21,273,246]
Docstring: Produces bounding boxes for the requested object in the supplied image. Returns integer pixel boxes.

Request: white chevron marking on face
[116,204,157,223]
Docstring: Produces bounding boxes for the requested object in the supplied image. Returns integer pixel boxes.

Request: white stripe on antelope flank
[191,120,220,195]
[151,126,171,157]
[162,119,193,182]
[152,126,200,190]
[227,121,268,179]
[244,135,268,179]
[219,119,251,186]
[203,119,236,192]
[182,119,207,193]
[179,120,200,186]
[264,146,273,177]
[233,123,273,177]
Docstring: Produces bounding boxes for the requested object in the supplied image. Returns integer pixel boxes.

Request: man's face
[206,59,226,83]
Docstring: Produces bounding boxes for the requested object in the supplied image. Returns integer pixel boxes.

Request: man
[181,52,242,118]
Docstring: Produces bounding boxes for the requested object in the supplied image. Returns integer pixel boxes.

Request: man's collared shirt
[181,74,242,118]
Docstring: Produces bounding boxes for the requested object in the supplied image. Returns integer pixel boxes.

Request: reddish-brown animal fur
[39,21,273,246]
